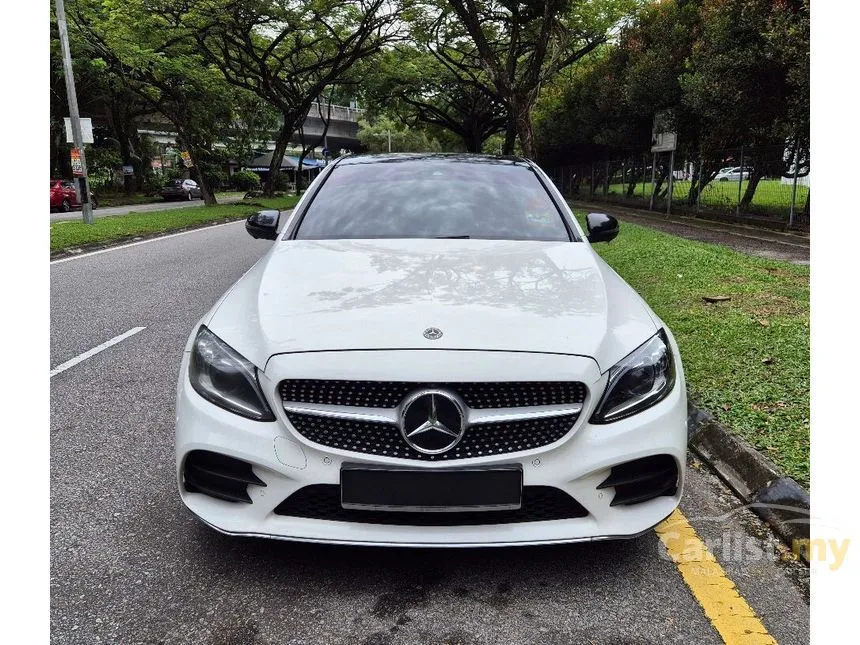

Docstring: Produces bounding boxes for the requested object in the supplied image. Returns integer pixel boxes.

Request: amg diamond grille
[286,411,578,461]
[279,380,585,409]
[274,485,589,524]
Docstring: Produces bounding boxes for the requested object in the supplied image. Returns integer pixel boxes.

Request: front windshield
[294,157,571,242]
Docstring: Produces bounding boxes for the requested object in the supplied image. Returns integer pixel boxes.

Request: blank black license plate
[340,464,523,512]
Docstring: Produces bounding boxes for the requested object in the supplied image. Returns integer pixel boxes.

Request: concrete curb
[687,401,810,558]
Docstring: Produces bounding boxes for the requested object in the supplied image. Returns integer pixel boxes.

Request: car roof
[333,152,530,168]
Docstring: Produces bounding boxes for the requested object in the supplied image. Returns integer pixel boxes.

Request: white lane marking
[50,220,245,265]
[50,327,146,378]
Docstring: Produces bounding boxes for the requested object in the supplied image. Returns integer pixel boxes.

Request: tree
[357,115,443,152]
[50,11,148,191]
[71,0,240,204]
[361,45,507,153]
[430,0,635,158]
[221,92,281,169]
[533,0,809,210]
[190,0,402,195]
[296,97,334,194]
[680,0,799,207]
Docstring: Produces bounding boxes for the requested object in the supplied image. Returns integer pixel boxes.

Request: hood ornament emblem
[423,327,443,340]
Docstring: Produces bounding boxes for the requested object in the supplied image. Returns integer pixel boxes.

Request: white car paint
[714,166,751,181]
[207,238,659,372]
[175,155,688,546]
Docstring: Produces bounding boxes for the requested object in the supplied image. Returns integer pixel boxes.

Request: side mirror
[586,212,619,243]
[246,210,280,240]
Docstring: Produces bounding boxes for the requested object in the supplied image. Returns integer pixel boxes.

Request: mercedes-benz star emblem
[423,327,443,340]
[399,389,466,455]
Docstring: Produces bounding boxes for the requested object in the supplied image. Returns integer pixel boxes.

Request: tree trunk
[626,159,638,197]
[265,120,293,197]
[502,119,516,155]
[296,151,306,195]
[740,167,764,209]
[462,129,482,153]
[182,139,216,205]
[109,100,136,196]
[513,102,535,160]
[128,127,146,193]
[653,165,668,200]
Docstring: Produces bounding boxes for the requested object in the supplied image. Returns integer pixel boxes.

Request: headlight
[590,330,676,424]
[189,326,275,421]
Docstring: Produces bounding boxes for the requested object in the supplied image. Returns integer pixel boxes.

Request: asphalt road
[50,195,244,222]
[50,223,809,645]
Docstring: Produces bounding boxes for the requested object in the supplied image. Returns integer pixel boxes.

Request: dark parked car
[50,179,98,212]
[160,179,203,201]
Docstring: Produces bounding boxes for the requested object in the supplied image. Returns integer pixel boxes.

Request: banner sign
[651,110,677,153]
[64,118,94,144]
[180,150,194,167]
[70,148,83,177]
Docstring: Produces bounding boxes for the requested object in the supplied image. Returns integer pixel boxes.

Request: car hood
[206,239,659,372]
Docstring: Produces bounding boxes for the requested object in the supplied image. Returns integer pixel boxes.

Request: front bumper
[175,348,687,547]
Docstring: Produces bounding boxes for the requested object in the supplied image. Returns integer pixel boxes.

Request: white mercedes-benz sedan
[175,153,687,547]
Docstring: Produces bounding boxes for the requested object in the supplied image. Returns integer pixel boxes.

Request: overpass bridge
[135,102,364,156]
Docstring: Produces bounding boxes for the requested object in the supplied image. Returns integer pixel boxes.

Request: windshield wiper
[435,235,471,239]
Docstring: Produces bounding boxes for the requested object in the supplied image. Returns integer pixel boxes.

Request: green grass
[50,195,300,253]
[605,179,809,218]
[575,213,810,485]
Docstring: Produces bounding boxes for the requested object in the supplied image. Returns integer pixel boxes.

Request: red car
[50,179,98,213]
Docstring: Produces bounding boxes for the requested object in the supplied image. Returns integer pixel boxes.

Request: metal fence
[547,144,810,231]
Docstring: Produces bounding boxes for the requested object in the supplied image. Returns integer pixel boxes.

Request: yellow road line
[655,509,777,645]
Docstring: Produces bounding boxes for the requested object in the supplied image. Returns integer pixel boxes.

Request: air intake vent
[183,450,266,504]
[597,455,678,506]
[274,485,588,525]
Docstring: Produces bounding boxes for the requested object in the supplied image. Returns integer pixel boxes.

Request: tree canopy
[52,0,809,208]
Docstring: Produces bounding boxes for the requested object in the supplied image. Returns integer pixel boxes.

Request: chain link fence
[547,143,810,231]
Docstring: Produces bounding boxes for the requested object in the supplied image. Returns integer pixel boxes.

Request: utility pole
[55,0,93,224]
[387,129,391,153]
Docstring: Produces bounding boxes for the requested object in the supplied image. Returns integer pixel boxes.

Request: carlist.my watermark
[657,503,850,571]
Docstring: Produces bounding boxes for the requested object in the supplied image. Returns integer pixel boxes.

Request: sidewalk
[568,200,810,265]
[50,195,245,223]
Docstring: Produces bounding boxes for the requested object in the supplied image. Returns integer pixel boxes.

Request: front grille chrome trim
[282,401,583,427]
[467,403,583,425]
[283,401,399,425]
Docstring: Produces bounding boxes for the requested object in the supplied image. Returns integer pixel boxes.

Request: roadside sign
[64,117,94,144]
[180,150,194,167]
[70,148,83,176]
[322,147,329,158]
[122,165,134,175]
[651,111,677,153]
